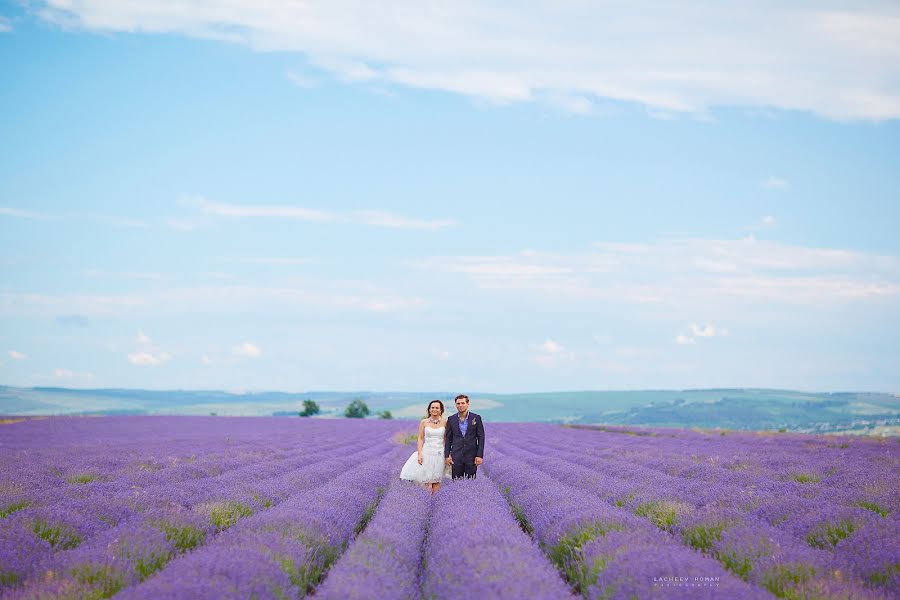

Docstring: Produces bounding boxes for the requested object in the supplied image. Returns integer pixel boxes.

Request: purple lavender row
[504,423,897,515]
[115,447,408,600]
[1,426,368,521]
[423,475,577,600]
[313,479,432,600]
[507,423,898,517]
[496,426,897,590]
[497,425,895,552]
[485,448,769,599]
[1,420,409,593]
[494,432,894,597]
[2,442,400,597]
[0,437,379,589]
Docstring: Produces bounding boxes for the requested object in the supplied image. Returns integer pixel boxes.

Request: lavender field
[1,417,897,599]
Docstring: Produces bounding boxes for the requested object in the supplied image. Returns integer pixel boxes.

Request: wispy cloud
[690,323,727,338]
[422,238,900,304]
[761,176,789,189]
[8,350,27,360]
[85,270,163,280]
[1,206,148,227]
[285,68,318,89]
[541,339,563,353]
[229,257,313,265]
[56,314,89,327]
[127,351,171,366]
[34,1,900,120]
[0,206,55,219]
[193,197,335,222]
[188,197,457,230]
[0,16,12,33]
[0,282,427,317]
[353,210,457,230]
[233,342,262,358]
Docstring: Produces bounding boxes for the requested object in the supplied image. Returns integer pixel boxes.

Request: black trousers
[451,462,478,479]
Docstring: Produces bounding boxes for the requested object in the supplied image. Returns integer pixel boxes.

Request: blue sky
[1,1,899,393]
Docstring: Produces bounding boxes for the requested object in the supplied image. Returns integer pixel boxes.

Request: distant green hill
[1,386,897,434]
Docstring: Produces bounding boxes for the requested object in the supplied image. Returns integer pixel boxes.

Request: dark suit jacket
[444,412,484,463]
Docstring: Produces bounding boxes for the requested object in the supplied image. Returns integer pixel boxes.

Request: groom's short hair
[454,394,469,403]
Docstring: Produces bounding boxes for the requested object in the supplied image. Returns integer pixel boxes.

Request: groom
[444,394,485,479]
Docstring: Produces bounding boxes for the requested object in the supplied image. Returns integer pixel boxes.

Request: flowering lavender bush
[423,475,576,600]
[314,480,432,600]
[1,416,896,599]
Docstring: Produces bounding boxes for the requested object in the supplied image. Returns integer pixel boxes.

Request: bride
[400,400,450,494]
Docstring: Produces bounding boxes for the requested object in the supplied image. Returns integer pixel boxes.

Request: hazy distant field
[1,417,897,599]
[2,386,898,434]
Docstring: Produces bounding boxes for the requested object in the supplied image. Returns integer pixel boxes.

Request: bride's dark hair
[425,400,445,418]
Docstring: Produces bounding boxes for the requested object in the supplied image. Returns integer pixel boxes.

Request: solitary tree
[379,410,393,419]
[299,399,320,417]
[344,399,370,419]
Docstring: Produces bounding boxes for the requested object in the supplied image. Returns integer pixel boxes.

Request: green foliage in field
[867,563,900,586]
[854,500,888,517]
[275,525,341,593]
[634,500,690,531]
[806,518,859,549]
[153,521,206,553]
[760,562,817,599]
[32,519,82,549]
[682,522,729,552]
[202,500,254,531]
[69,563,126,599]
[0,499,30,518]
[547,522,624,593]
[714,536,774,581]
[788,473,821,484]
[66,473,101,484]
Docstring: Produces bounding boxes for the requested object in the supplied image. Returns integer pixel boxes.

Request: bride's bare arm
[417,419,426,464]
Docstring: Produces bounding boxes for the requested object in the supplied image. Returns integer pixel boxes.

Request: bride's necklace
[428,416,441,425]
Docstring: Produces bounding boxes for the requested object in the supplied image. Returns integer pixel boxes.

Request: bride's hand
[417,452,424,465]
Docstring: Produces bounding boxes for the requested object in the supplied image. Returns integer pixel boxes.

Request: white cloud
[1,207,147,227]
[0,16,12,33]
[541,339,564,353]
[424,238,900,305]
[675,335,696,345]
[188,197,458,230]
[128,351,171,366]
[34,1,900,120]
[193,197,336,222]
[286,68,318,88]
[0,206,54,219]
[201,354,213,366]
[0,283,427,317]
[85,270,163,280]
[761,176,789,189]
[761,216,778,228]
[231,257,312,265]
[54,368,74,378]
[8,350,27,360]
[690,323,727,338]
[353,210,457,230]
[233,342,262,358]
[136,330,152,344]
[166,218,196,231]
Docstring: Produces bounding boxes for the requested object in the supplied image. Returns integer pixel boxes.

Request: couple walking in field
[399,394,485,493]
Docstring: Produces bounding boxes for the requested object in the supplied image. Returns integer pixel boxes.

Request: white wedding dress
[400,425,451,484]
